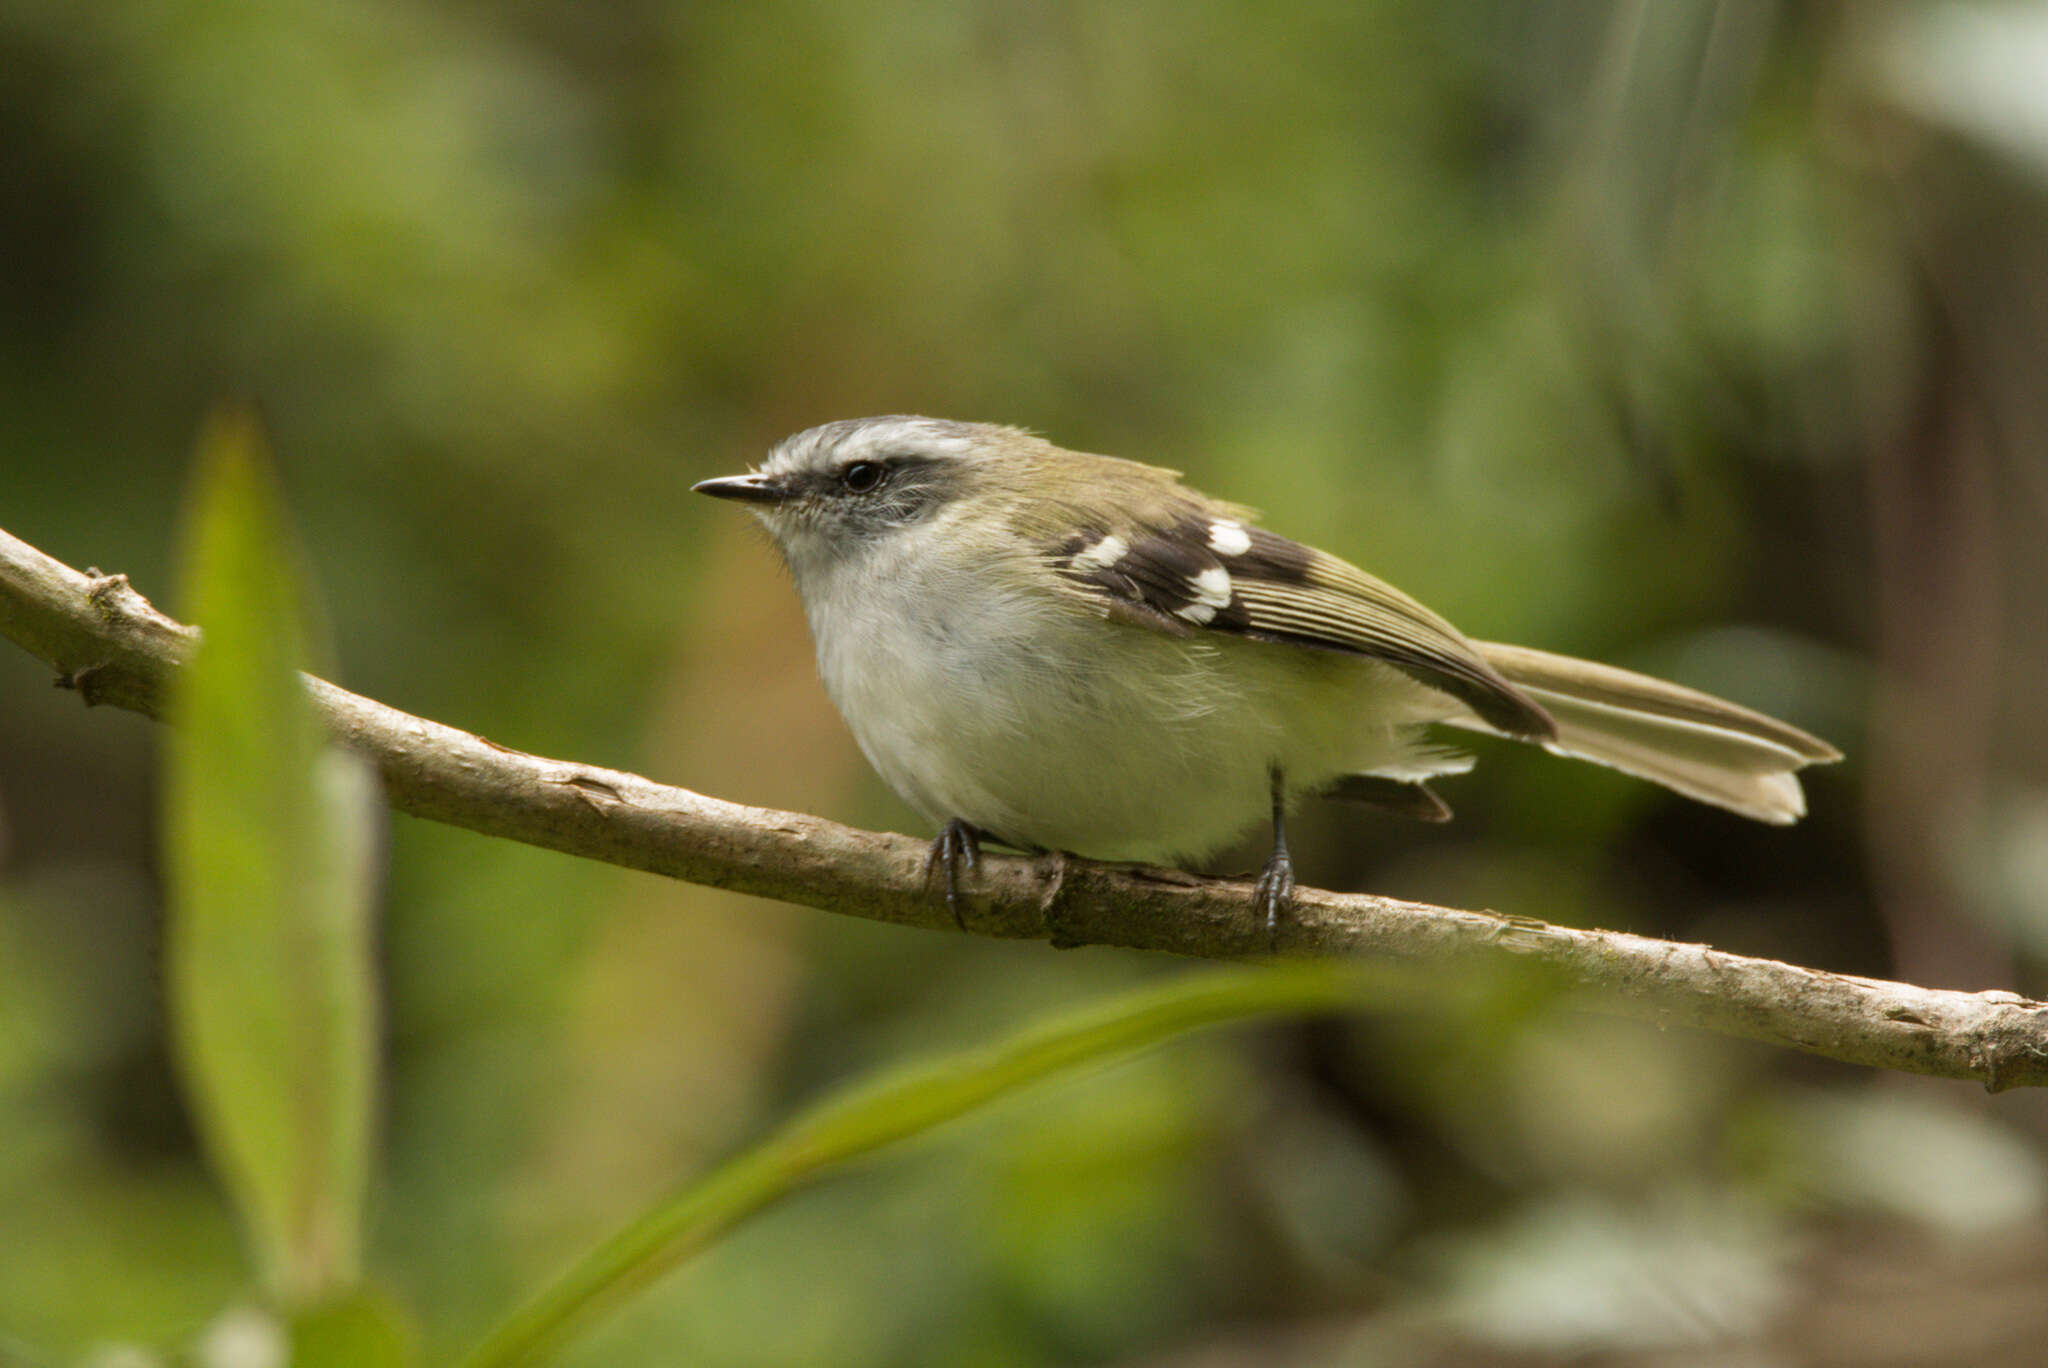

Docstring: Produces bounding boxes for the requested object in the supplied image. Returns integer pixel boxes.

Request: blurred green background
[5,1,2048,1363]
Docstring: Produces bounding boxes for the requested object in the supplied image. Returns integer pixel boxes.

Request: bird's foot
[1251,847,1295,951]
[923,819,983,929]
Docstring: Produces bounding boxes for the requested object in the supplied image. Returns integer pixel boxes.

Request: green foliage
[161,410,382,1311]
[462,963,1380,1368]
[289,1287,418,1368]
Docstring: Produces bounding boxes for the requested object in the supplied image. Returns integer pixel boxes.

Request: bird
[695,416,1839,937]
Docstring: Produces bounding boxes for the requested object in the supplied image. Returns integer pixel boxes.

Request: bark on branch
[3,525,2045,1090]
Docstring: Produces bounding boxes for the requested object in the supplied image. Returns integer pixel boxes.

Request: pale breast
[804,534,1458,862]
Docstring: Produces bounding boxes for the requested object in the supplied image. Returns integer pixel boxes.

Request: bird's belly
[842,650,1271,859]
[816,599,1434,863]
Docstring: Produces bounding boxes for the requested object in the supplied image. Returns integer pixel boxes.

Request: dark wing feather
[1048,515,1555,739]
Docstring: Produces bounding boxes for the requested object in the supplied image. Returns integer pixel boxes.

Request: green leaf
[290,1286,418,1368]
[458,962,1393,1368]
[162,407,382,1307]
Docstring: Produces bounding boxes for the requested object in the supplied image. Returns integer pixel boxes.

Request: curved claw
[923,819,983,929]
[1252,763,1296,950]
[1252,849,1295,950]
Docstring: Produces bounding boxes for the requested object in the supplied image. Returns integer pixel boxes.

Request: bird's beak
[692,472,792,505]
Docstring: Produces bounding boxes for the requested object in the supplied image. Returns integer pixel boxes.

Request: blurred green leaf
[459,962,1389,1368]
[162,408,382,1307]
[289,1286,418,1368]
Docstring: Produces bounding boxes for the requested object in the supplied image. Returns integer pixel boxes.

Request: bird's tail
[1444,641,1841,824]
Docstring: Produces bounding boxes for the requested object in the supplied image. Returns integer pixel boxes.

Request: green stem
[456,962,1382,1368]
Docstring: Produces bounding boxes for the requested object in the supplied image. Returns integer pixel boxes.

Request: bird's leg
[1252,765,1295,949]
[923,818,984,929]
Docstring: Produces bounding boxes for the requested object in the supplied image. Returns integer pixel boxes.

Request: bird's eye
[841,461,886,493]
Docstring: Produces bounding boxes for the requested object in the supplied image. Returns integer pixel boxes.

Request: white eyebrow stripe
[1207,520,1252,556]
[855,420,972,456]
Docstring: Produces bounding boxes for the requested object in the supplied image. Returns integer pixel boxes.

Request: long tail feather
[1445,642,1841,824]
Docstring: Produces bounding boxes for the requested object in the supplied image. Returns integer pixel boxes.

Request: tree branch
[4,524,2045,1090]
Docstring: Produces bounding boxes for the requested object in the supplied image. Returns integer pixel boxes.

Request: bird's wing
[1044,511,1555,739]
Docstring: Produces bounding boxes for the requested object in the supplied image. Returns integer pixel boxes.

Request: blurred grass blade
[459,962,1386,1368]
[162,408,382,1307]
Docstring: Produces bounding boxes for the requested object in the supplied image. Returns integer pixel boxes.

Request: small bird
[696,416,1839,937]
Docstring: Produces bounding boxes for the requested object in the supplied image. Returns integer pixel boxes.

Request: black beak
[692,473,792,505]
